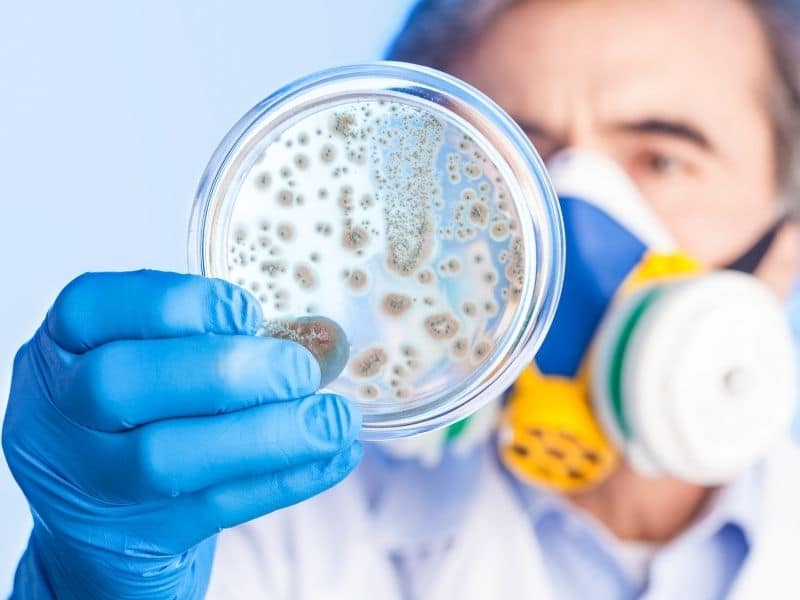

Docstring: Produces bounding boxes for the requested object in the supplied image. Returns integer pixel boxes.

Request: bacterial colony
[225,98,528,403]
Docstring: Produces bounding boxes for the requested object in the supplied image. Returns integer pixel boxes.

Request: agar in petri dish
[189,62,564,439]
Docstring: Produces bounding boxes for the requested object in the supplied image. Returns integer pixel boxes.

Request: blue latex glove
[2,270,362,599]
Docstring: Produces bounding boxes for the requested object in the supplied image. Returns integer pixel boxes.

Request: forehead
[454,0,773,125]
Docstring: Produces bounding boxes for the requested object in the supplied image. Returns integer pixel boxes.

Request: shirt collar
[681,461,762,549]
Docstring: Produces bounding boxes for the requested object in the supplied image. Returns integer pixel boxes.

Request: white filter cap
[624,272,797,484]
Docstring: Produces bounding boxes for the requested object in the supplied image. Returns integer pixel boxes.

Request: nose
[554,106,610,158]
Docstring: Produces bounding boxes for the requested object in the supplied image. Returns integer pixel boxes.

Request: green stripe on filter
[606,287,664,440]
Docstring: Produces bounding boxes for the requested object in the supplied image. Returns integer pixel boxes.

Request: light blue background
[0,1,412,594]
[1,2,798,597]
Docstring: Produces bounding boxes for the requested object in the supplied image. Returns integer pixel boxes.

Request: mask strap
[723,214,791,274]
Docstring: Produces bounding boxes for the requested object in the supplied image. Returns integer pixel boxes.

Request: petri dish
[188,62,564,440]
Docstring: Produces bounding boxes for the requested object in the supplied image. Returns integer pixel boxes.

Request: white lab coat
[207,438,800,599]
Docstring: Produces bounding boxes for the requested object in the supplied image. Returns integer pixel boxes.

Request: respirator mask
[499,150,798,492]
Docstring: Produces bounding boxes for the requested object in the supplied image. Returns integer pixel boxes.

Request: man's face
[452,0,798,287]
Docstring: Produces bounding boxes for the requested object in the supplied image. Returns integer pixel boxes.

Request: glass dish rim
[188,60,565,440]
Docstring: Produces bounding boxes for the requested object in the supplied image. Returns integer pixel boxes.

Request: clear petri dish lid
[188,61,564,440]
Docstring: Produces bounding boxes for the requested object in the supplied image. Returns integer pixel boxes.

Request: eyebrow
[614,119,713,151]
[513,116,715,153]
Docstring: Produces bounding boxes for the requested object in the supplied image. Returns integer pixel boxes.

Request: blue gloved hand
[2,270,362,599]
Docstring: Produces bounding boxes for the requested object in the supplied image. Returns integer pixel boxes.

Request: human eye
[632,150,688,178]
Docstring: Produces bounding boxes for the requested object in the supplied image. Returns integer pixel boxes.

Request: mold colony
[225,99,527,402]
[263,316,349,387]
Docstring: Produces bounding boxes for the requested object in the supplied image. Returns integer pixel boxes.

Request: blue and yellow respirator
[380,150,798,493]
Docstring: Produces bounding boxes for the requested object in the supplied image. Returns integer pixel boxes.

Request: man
[3,0,800,598]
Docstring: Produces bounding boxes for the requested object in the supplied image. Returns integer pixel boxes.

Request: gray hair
[386,0,800,213]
